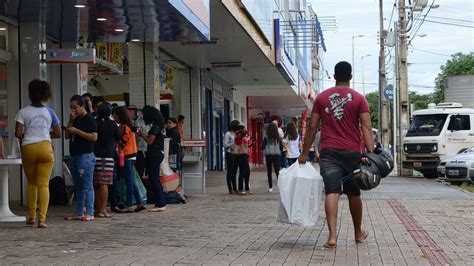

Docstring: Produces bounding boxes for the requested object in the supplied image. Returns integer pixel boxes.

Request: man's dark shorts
[320,148,361,196]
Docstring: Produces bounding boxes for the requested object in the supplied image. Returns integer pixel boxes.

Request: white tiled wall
[128,43,158,108]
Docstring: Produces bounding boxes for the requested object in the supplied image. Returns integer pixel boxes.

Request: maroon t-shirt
[312,86,370,153]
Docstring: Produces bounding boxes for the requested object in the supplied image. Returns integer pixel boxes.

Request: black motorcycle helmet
[351,143,394,190]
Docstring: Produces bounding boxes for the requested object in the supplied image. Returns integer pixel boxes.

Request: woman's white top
[15,105,60,146]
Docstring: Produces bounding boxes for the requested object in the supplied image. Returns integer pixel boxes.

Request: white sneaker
[268,188,273,193]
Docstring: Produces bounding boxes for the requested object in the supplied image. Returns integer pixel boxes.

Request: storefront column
[179,67,202,139]
[128,43,159,108]
[15,22,47,204]
[19,22,47,106]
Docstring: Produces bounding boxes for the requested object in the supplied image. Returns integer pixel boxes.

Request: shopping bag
[160,171,180,192]
[277,162,323,226]
[118,166,148,205]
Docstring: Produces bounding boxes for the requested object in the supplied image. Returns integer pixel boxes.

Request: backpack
[49,176,68,205]
[165,186,186,204]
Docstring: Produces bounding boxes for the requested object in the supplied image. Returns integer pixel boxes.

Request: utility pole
[378,0,390,149]
[398,0,412,176]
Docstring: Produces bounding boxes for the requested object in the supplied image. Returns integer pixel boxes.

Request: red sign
[181,139,206,147]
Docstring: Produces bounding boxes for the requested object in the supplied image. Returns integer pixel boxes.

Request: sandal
[96,212,112,218]
[26,218,35,226]
[323,241,337,249]
[81,215,94,221]
[147,207,166,212]
[355,230,369,243]
[64,215,83,221]
[37,222,48,228]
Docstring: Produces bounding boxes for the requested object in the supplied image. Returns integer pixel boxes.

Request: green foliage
[409,91,434,111]
[365,92,378,128]
[434,52,474,103]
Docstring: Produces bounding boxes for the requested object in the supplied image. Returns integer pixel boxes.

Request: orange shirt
[119,125,137,159]
[178,123,185,140]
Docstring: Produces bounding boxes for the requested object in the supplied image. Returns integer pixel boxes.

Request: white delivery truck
[402,103,474,178]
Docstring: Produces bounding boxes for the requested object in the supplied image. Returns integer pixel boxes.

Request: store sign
[95,42,123,75]
[46,48,95,64]
[274,19,298,86]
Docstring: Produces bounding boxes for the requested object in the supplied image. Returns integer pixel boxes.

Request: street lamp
[352,34,364,89]
[360,54,371,95]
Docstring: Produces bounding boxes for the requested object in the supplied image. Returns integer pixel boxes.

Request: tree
[409,91,434,111]
[434,52,474,103]
[365,92,378,128]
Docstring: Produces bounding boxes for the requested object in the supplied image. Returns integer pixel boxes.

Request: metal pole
[394,21,400,175]
[379,0,390,148]
[398,0,412,176]
[352,36,355,89]
[361,57,365,95]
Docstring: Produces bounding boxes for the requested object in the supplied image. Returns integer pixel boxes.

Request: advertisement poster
[159,62,175,93]
[95,42,123,75]
[79,63,88,94]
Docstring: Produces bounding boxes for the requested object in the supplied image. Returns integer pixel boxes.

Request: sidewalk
[1,169,473,265]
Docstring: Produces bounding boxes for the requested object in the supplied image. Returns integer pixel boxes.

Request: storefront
[201,70,233,171]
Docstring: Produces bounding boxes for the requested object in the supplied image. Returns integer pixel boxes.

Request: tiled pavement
[1,167,473,265]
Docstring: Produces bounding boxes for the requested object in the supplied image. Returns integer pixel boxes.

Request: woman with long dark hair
[137,106,167,212]
[93,103,120,218]
[114,106,146,213]
[284,122,301,166]
[223,120,240,194]
[64,95,97,221]
[261,123,281,192]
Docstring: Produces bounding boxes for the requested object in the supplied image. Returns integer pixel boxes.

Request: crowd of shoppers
[14,83,186,228]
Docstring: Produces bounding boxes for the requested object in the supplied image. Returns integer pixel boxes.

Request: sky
[311,0,474,95]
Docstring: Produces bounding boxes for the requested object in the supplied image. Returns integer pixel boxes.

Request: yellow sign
[95,42,123,75]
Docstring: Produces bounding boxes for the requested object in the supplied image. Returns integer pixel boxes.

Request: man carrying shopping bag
[298,61,374,249]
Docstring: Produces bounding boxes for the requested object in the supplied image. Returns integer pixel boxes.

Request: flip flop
[355,230,369,243]
[147,207,166,212]
[26,218,35,226]
[64,215,83,221]
[96,212,113,218]
[323,241,337,249]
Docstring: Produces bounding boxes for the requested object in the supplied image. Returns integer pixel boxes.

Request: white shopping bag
[277,162,323,226]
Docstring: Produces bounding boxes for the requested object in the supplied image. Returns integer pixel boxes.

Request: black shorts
[320,148,361,196]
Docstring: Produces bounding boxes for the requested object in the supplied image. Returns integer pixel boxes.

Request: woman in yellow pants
[15,80,61,228]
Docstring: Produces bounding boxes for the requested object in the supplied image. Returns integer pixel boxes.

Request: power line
[408,0,435,46]
[418,19,474,28]
[426,15,474,24]
[386,1,397,31]
[410,48,451,57]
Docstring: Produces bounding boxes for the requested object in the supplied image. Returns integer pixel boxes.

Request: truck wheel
[449,181,463,186]
[421,170,437,179]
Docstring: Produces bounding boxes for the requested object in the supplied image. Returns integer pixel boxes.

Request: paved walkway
[1,168,473,265]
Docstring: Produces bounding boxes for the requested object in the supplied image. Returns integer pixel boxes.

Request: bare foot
[355,229,368,243]
[323,240,337,248]
[37,222,48,228]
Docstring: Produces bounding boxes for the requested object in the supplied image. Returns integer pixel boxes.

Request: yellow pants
[21,141,54,222]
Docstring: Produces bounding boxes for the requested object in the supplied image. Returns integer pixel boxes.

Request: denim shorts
[320,148,361,196]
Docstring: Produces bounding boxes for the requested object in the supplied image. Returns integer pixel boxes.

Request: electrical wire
[408,0,435,46]
[410,48,451,57]
[417,19,474,29]
[426,15,474,24]
[386,1,397,32]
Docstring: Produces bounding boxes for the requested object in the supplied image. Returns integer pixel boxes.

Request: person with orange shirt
[113,106,146,213]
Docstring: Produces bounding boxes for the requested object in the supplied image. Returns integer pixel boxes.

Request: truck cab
[402,103,474,178]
